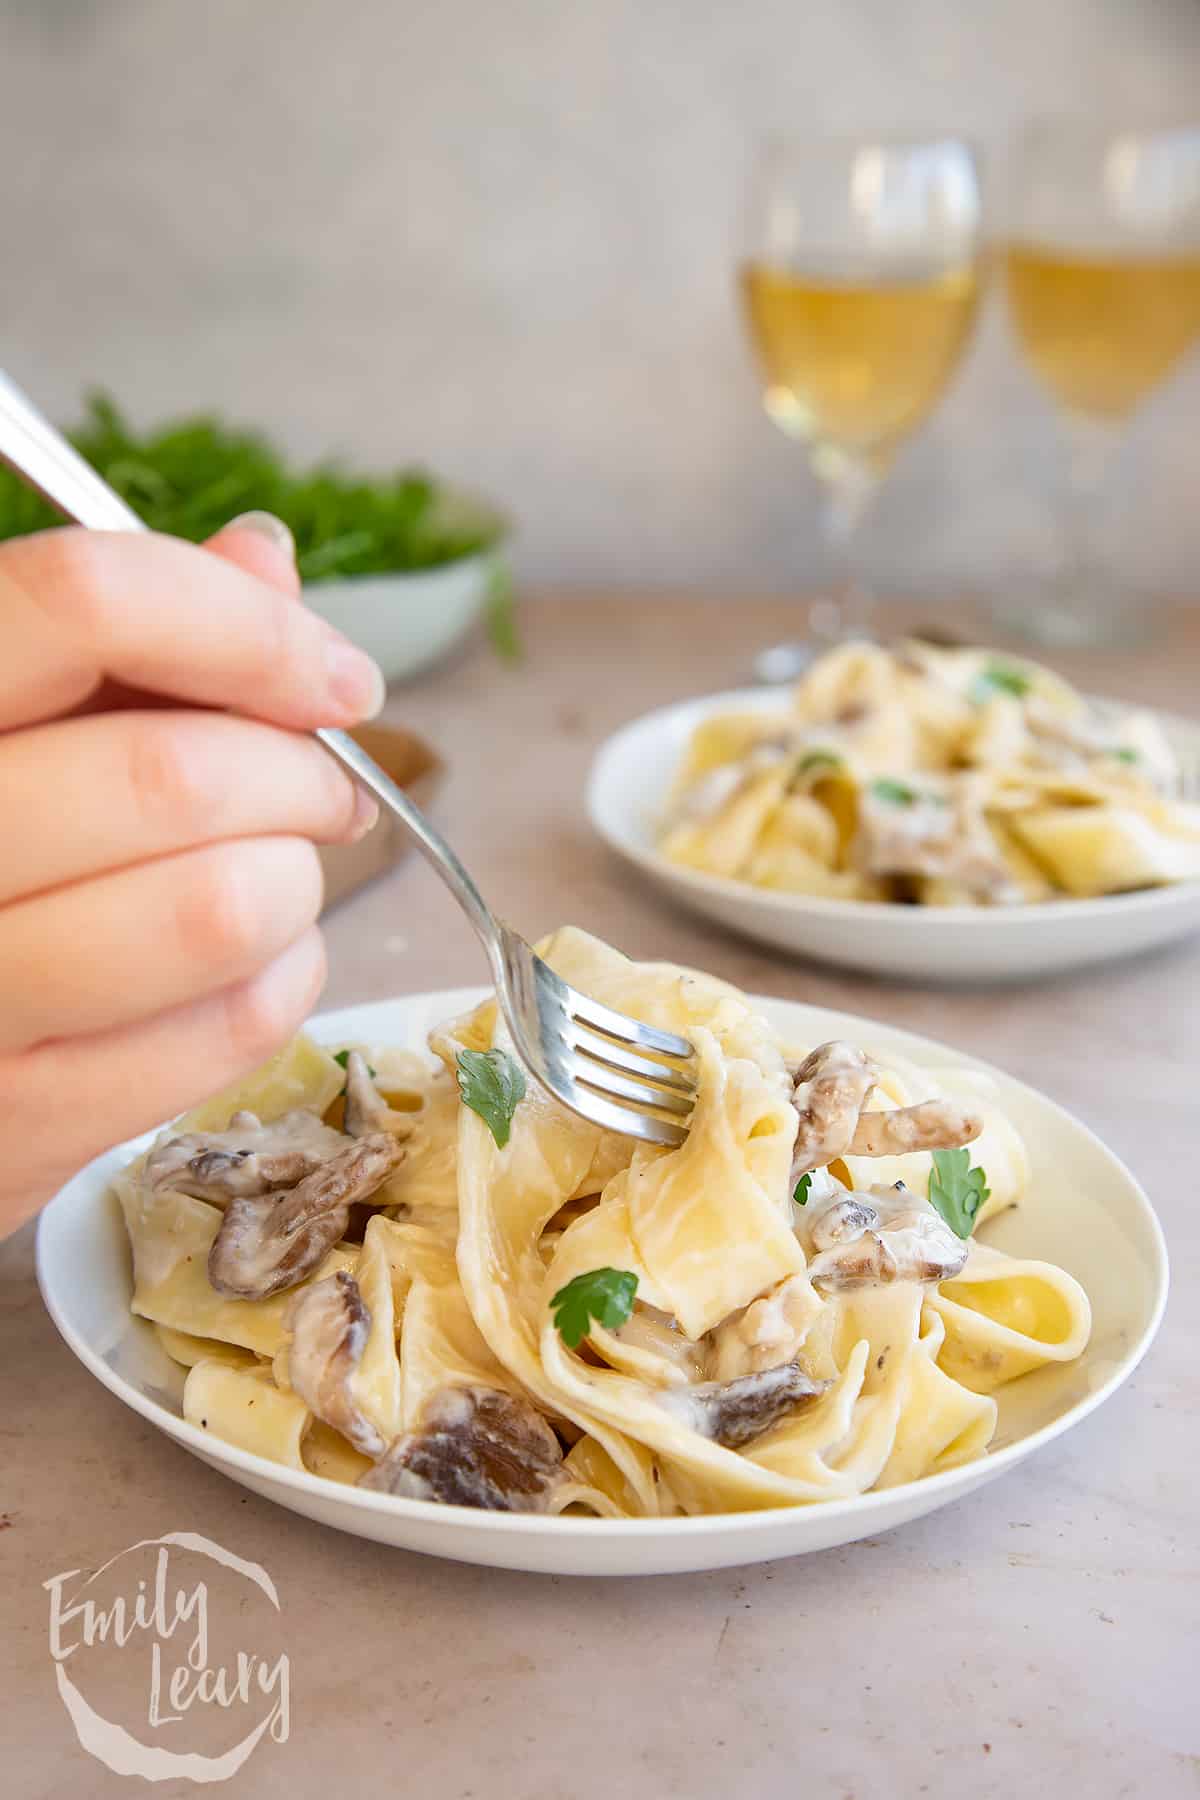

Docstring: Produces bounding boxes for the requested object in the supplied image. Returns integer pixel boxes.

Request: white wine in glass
[740,134,984,680]
[741,260,980,473]
[1006,245,1200,419]
[1002,123,1200,645]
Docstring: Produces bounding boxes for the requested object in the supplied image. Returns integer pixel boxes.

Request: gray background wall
[4,0,1199,598]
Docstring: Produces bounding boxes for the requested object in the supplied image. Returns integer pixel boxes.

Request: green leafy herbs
[793,1172,813,1206]
[928,1147,990,1240]
[0,390,507,584]
[483,553,521,663]
[551,1267,639,1348]
[794,748,842,778]
[971,661,1033,704]
[455,1048,527,1148]
[871,777,918,807]
[1111,747,1140,764]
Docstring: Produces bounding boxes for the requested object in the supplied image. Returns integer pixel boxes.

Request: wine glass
[740,133,985,682]
[1002,121,1200,646]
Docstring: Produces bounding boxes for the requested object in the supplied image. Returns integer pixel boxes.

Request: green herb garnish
[1111,747,1139,764]
[971,661,1033,703]
[871,777,918,807]
[928,1147,990,1240]
[0,391,512,629]
[456,1048,527,1147]
[333,1049,377,1078]
[551,1267,639,1348]
[483,554,521,663]
[795,749,842,777]
[793,1172,813,1206]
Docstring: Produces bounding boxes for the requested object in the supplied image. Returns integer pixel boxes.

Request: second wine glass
[1001,121,1200,647]
[740,133,985,680]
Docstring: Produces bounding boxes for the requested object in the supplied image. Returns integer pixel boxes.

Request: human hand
[0,516,385,1236]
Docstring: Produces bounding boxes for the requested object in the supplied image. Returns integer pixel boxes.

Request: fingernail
[228,510,295,560]
[324,634,386,720]
[349,785,380,841]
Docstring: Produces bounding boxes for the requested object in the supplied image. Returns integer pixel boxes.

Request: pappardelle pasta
[658,640,1200,904]
[118,930,1091,1516]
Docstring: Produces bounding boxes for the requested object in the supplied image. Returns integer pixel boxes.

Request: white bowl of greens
[302,547,514,683]
[0,393,517,681]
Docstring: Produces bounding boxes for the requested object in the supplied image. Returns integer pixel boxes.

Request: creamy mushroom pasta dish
[117,930,1091,1516]
[658,641,1200,904]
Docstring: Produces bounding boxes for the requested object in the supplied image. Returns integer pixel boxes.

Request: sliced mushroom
[284,1270,385,1457]
[803,1183,968,1290]
[846,1098,982,1159]
[809,1196,880,1249]
[208,1133,404,1301]
[342,1051,417,1142]
[706,1274,825,1383]
[790,1041,981,1183]
[790,1041,878,1176]
[359,1386,564,1511]
[145,1108,347,1202]
[853,780,1022,904]
[658,1361,828,1449]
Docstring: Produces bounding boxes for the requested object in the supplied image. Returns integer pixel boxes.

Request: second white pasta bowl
[587,688,1200,981]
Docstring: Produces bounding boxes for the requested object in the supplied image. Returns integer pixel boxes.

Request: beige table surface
[4,598,1198,1799]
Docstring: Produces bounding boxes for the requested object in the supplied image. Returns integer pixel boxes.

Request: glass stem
[1058,412,1118,592]
[814,457,880,643]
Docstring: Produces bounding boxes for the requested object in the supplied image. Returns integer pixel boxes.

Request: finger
[0,527,384,732]
[0,928,327,1237]
[0,709,377,906]
[0,836,326,1052]
[51,516,306,723]
[205,513,302,598]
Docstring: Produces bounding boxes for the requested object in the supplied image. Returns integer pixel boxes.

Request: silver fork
[0,370,696,1146]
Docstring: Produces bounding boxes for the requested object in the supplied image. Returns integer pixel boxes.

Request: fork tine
[572,1062,696,1118]
[551,1078,688,1147]
[569,1024,697,1093]
[512,938,697,1144]
[565,987,695,1062]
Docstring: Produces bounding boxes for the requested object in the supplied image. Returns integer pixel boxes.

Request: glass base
[752,593,874,684]
[984,581,1155,651]
[753,640,816,684]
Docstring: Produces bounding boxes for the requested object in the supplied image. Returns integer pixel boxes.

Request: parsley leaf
[456,1047,527,1147]
[928,1147,990,1240]
[795,748,842,777]
[971,661,1032,703]
[551,1267,639,1348]
[333,1049,377,1078]
[1111,747,1139,764]
[871,777,918,807]
[793,1172,813,1206]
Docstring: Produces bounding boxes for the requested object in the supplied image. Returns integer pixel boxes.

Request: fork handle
[0,369,502,961]
[311,727,496,949]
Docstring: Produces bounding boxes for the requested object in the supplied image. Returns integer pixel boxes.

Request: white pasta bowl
[36,990,1166,1577]
[587,688,1200,980]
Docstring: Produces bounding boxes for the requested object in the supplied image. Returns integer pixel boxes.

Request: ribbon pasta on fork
[117,928,1090,1516]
